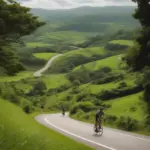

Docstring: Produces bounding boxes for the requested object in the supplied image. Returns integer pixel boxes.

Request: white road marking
[116,130,150,142]
[68,115,150,142]
[44,117,117,150]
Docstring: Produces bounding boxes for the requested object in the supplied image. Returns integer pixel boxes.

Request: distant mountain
[31,6,136,22]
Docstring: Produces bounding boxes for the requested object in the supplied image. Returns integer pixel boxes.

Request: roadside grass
[33,53,58,60]
[104,92,147,121]
[70,92,149,135]
[0,99,94,150]
[45,89,72,111]
[0,71,33,83]
[109,40,134,46]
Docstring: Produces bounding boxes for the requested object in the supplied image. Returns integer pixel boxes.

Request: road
[33,54,62,77]
[36,113,150,150]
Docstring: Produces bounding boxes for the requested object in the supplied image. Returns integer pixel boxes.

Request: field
[109,40,134,46]
[73,55,122,72]
[33,53,58,60]
[0,71,33,83]
[26,42,51,48]
[41,74,70,89]
[49,47,108,73]
[0,99,93,150]
[32,31,98,44]
[104,92,147,121]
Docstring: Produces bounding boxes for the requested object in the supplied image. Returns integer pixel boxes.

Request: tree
[0,0,45,75]
[126,0,150,70]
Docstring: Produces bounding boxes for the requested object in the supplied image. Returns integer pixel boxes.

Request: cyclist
[95,107,104,132]
[62,106,65,116]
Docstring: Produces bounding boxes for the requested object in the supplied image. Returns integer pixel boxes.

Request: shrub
[130,106,137,112]
[73,80,81,87]
[117,116,138,131]
[98,85,143,100]
[66,95,72,101]
[27,80,47,96]
[23,104,32,114]
[67,70,90,84]
[76,93,88,102]
[92,73,124,85]
[104,115,118,123]
[74,109,85,119]
[144,83,150,104]
[70,102,95,115]
[118,82,127,88]
[105,43,128,51]
[145,115,150,125]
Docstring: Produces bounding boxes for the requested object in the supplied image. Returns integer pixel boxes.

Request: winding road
[34,54,150,149]
[36,113,150,150]
[34,54,62,77]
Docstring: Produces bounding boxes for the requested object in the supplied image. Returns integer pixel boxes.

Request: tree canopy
[126,0,150,70]
[0,0,45,75]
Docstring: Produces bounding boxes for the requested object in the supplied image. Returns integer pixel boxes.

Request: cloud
[16,0,135,9]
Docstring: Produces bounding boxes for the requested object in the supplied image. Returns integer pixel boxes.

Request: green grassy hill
[73,55,121,72]
[33,52,58,60]
[1,5,149,143]
[48,47,109,73]
[109,40,134,46]
[0,99,93,150]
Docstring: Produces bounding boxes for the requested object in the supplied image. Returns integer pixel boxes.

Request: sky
[16,0,135,9]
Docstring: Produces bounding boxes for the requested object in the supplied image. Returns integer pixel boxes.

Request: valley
[0,2,150,150]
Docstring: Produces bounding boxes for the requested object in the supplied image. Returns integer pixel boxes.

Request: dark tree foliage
[0,0,45,75]
[126,0,150,70]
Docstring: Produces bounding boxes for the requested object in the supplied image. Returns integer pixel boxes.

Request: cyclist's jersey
[96,110,104,118]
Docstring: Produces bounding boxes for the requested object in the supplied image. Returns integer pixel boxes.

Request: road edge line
[44,117,116,150]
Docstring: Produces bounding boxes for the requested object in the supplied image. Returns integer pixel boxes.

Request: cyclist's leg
[98,118,102,129]
[95,116,98,131]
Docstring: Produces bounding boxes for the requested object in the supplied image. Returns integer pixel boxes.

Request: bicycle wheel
[98,127,103,136]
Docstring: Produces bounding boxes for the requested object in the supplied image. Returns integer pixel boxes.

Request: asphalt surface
[33,54,62,77]
[35,113,150,150]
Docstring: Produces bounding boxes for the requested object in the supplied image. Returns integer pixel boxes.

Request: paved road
[36,113,150,150]
[33,54,62,77]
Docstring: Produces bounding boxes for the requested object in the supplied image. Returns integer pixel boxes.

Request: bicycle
[62,110,65,116]
[93,118,103,136]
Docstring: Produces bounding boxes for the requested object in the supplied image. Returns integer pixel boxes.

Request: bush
[76,93,89,102]
[73,80,81,87]
[105,43,128,51]
[70,102,95,115]
[118,82,127,88]
[67,70,90,84]
[74,109,85,119]
[92,73,124,85]
[23,104,32,114]
[104,115,118,123]
[144,83,150,104]
[117,116,138,131]
[98,85,143,100]
[145,115,150,125]
[66,95,72,101]
[130,106,137,112]
[27,80,47,96]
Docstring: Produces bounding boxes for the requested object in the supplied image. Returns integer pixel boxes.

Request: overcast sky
[16,0,135,9]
